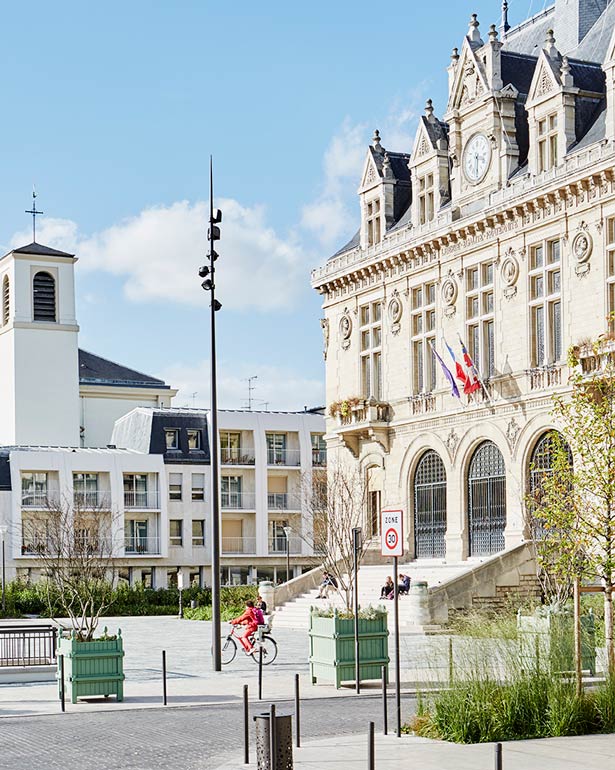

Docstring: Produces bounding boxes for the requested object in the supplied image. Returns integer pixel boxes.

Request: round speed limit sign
[381,509,404,557]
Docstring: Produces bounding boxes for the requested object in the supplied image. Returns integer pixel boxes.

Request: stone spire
[467,13,483,45]
[501,0,510,34]
[560,55,573,87]
[488,24,498,43]
[383,152,393,179]
[372,129,384,155]
[425,99,436,123]
[544,29,561,60]
[451,47,459,65]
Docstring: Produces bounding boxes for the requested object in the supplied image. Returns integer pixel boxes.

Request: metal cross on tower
[25,189,44,243]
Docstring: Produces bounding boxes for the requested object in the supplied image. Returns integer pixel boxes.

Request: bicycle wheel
[221,635,237,665]
[252,635,278,665]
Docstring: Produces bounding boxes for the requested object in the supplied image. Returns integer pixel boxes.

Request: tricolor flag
[458,337,481,395]
[429,341,460,399]
[444,337,468,390]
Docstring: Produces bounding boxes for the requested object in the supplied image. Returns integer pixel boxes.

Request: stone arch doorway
[467,441,506,556]
[413,450,447,558]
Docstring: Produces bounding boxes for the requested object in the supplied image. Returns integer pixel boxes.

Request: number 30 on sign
[380,509,404,557]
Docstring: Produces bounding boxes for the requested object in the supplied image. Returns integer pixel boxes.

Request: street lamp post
[0,525,7,614]
[199,157,223,671]
[283,526,292,582]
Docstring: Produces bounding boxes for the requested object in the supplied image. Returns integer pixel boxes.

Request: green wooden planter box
[517,610,595,676]
[308,608,389,689]
[57,629,125,704]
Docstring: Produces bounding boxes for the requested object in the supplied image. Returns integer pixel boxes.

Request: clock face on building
[462,133,491,184]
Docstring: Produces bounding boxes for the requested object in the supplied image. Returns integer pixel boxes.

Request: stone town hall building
[312,1,615,564]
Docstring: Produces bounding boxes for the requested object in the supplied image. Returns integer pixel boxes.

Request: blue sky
[0,0,525,409]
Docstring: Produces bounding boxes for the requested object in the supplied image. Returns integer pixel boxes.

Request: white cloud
[160,359,324,412]
[10,200,305,312]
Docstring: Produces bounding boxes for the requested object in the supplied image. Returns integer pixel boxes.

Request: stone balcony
[575,338,615,378]
[333,398,391,456]
[526,365,564,391]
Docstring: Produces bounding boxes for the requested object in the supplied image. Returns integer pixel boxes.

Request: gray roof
[570,2,615,62]
[10,242,75,258]
[570,102,607,151]
[503,7,555,56]
[78,349,170,389]
[330,229,360,259]
[501,51,538,94]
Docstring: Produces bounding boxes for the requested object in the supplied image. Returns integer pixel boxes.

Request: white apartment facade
[312,2,615,563]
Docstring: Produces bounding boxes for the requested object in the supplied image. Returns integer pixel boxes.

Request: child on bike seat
[230,600,259,654]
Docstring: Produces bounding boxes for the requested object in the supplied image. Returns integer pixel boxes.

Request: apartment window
[607,219,615,332]
[73,473,99,506]
[187,430,201,451]
[311,434,326,467]
[123,473,148,507]
[270,520,289,553]
[169,473,182,501]
[366,199,381,246]
[191,473,205,501]
[220,431,241,463]
[360,301,382,399]
[266,433,287,465]
[169,519,183,547]
[21,472,48,505]
[538,113,558,172]
[466,262,495,378]
[2,275,9,326]
[165,429,179,450]
[192,519,205,547]
[529,239,562,366]
[221,476,242,507]
[32,271,56,322]
[418,173,435,225]
[411,282,436,393]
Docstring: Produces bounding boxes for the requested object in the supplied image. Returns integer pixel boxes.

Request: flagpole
[456,332,492,405]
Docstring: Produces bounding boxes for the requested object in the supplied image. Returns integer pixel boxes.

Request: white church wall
[81,389,172,448]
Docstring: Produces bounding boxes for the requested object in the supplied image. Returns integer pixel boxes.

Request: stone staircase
[271,561,471,632]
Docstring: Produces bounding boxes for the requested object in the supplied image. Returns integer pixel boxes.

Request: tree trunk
[604,583,615,676]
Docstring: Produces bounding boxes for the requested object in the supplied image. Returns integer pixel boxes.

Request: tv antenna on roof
[245,375,258,411]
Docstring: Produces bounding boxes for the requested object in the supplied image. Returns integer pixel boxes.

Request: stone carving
[506,417,521,451]
[320,318,329,360]
[459,59,484,107]
[572,229,592,264]
[446,428,459,457]
[535,68,553,98]
[442,277,458,306]
[416,135,431,158]
[501,250,520,299]
[388,292,403,335]
[340,311,352,350]
[364,163,376,185]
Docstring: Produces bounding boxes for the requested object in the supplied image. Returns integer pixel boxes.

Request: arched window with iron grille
[467,441,506,556]
[2,275,8,326]
[413,450,447,558]
[32,271,56,322]
[528,430,572,539]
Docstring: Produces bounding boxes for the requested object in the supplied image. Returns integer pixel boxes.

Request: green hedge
[0,580,258,619]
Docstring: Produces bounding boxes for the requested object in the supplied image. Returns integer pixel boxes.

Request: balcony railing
[336,399,390,427]
[124,536,161,555]
[21,491,58,509]
[268,536,303,555]
[221,492,256,510]
[311,450,327,467]
[267,493,299,510]
[527,365,563,391]
[124,491,160,509]
[221,449,256,465]
[21,536,113,556]
[73,490,110,509]
[221,536,256,554]
[267,448,301,466]
[409,394,436,415]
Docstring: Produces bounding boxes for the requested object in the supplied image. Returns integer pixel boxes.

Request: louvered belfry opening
[2,275,8,326]
[32,271,56,322]
[467,441,506,557]
[413,450,447,558]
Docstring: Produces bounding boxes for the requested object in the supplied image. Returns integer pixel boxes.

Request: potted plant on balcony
[302,463,389,688]
[22,499,125,703]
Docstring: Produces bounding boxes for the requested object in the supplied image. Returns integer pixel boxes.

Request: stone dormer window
[366,199,381,246]
[2,275,8,326]
[418,174,435,225]
[538,114,558,172]
[32,271,56,322]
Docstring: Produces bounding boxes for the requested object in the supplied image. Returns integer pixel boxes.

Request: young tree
[534,339,615,673]
[22,496,119,641]
[301,461,373,611]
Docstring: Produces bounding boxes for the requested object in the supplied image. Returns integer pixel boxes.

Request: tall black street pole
[201,157,223,671]
[352,527,362,694]
[1,536,5,614]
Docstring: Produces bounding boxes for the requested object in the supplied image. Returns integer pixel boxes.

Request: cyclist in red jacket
[231,600,259,654]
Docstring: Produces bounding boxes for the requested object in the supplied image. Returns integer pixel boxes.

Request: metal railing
[123,491,160,509]
[21,491,58,508]
[73,490,110,509]
[266,448,301,466]
[267,493,299,510]
[311,450,327,467]
[124,536,161,555]
[220,449,256,465]
[268,536,303,555]
[21,535,114,556]
[221,492,256,510]
[0,625,57,667]
[221,536,257,554]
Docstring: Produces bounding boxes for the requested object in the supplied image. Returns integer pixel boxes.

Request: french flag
[444,338,468,391]
[459,338,481,395]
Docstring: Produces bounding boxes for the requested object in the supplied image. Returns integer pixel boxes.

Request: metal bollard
[448,637,454,683]
[381,665,388,735]
[368,721,375,770]
[162,650,167,706]
[59,655,65,712]
[243,685,249,764]
[495,742,502,770]
[258,645,264,700]
[270,703,277,770]
[294,673,301,748]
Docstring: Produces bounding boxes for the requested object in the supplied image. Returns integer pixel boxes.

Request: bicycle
[221,623,278,666]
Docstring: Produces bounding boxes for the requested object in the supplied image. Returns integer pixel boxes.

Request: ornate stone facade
[312,4,615,562]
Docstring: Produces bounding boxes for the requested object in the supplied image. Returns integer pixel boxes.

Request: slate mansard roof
[78,349,170,390]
